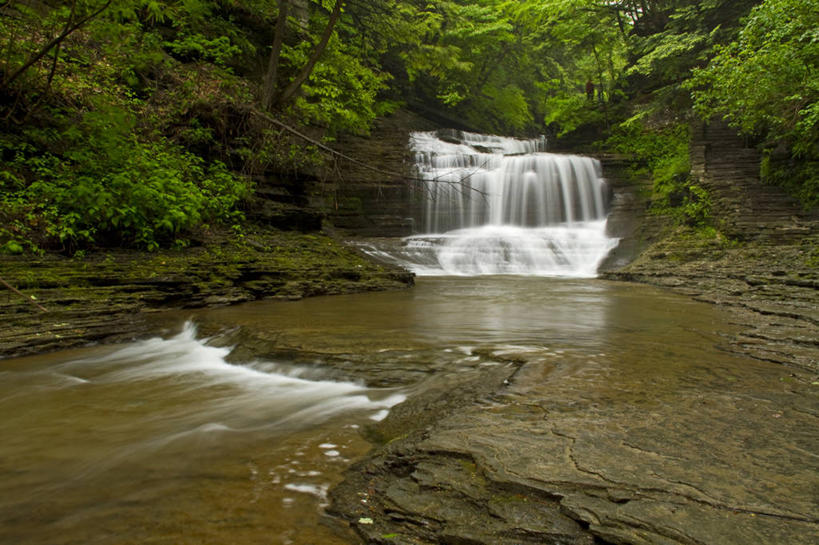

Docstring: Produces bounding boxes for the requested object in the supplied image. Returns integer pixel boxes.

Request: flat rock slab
[332,341,819,544]
[0,227,413,359]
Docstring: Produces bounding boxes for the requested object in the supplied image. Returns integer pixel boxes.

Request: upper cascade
[358,130,619,278]
[410,130,609,234]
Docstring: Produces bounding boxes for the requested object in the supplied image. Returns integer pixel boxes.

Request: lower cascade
[374,130,620,277]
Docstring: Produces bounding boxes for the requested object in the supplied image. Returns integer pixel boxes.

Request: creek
[2,278,816,544]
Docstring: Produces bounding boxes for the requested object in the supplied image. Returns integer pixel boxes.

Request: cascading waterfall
[380,130,619,276]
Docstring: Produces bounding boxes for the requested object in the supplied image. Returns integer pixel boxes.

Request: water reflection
[2,277,803,545]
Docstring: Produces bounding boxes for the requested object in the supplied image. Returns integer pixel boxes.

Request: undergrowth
[605,118,714,232]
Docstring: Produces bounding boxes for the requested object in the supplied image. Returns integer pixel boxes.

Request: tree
[262,0,346,110]
[689,0,818,155]
[0,0,113,94]
[688,0,818,207]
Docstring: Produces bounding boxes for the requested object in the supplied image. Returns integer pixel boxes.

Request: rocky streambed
[2,114,817,545]
[326,274,818,545]
[320,119,819,544]
[603,228,819,375]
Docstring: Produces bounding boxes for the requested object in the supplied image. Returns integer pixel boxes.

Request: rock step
[689,120,816,240]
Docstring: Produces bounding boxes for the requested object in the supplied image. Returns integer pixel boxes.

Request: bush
[606,119,712,227]
[0,104,250,253]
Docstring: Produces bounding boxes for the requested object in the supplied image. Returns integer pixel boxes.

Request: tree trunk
[275,0,345,107]
[261,0,290,111]
[591,44,609,128]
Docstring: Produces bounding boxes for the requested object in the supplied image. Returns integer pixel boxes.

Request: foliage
[1,0,816,254]
[164,34,243,66]
[386,0,629,135]
[606,119,711,226]
[0,104,249,252]
[761,154,819,210]
[543,92,606,137]
[283,34,395,134]
[687,0,818,208]
[689,0,818,156]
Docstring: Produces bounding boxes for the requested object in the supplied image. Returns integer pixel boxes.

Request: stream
[2,277,816,544]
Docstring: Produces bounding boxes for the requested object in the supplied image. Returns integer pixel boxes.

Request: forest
[1,0,816,254]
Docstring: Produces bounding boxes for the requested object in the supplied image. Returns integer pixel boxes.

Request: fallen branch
[0,274,48,312]
[250,108,490,198]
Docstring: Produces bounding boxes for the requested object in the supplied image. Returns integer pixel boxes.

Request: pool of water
[1,277,812,544]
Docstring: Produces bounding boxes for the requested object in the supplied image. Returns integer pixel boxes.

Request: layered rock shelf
[0,228,413,359]
[604,121,819,374]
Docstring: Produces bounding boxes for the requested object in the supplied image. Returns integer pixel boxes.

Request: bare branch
[0,274,48,312]
[0,0,112,91]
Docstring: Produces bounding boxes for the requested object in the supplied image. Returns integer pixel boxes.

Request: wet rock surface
[602,232,819,374]
[602,120,819,375]
[331,339,818,545]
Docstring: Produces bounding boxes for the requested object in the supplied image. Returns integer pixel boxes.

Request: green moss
[490,493,530,505]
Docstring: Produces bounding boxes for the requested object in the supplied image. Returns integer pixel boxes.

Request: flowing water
[359,130,619,276]
[2,278,815,544]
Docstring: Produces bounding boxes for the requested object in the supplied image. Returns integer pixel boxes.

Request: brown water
[1,277,814,544]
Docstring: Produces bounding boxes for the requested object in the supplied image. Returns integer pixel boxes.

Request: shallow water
[1,277,813,544]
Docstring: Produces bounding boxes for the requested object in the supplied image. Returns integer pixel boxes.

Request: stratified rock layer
[331,338,818,545]
[604,121,819,374]
[0,227,413,359]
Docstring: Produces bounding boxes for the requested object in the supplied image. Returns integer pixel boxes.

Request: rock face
[689,121,817,242]
[308,110,439,237]
[0,227,413,359]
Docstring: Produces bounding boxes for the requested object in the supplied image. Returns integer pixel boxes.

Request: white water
[385,130,619,276]
[25,321,406,449]
[0,322,407,545]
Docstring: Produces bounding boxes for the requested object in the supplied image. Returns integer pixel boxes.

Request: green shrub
[606,119,713,227]
[0,104,250,253]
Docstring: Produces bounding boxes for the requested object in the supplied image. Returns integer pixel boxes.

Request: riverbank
[0,225,413,359]
[325,273,818,545]
[602,226,819,374]
[600,120,819,375]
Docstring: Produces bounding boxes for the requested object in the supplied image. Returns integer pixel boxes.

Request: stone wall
[308,110,439,237]
[691,120,818,241]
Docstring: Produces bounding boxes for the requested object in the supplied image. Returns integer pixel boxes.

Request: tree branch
[275,0,345,107]
[251,108,489,197]
[0,0,112,91]
[0,274,48,312]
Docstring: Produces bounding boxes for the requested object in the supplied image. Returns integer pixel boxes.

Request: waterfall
[360,130,619,276]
